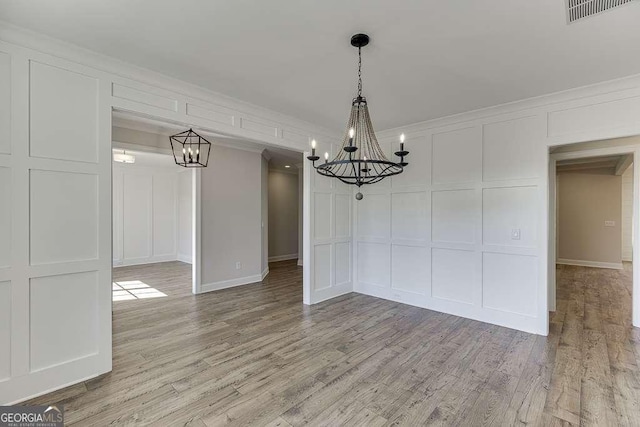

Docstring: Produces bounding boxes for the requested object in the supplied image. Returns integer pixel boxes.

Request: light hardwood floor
[25,261,640,426]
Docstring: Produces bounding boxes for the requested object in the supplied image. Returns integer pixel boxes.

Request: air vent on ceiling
[566,0,636,23]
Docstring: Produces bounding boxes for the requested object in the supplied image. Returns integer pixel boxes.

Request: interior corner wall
[557,168,622,267]
[622,165,633,262]
[261,155,269,276]
[200,145,262,291]
[268,170,299,262]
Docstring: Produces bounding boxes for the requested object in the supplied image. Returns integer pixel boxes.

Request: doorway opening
[111,112,196,301]
[549,135,640,330]
[263,147,303,279]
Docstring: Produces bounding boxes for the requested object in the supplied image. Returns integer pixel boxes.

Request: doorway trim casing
[549,144,640,327]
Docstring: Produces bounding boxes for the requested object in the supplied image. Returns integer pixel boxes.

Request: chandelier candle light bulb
[306,33,409,200]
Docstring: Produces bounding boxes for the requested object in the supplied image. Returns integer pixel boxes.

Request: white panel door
[0,50,111,404]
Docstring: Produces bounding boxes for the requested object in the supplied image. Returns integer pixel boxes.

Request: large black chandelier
[307,33,408,200]
[169,128,212,168]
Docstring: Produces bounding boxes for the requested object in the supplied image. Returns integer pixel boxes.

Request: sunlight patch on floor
[112,280,167,301]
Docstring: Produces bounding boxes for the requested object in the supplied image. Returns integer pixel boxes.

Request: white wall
[268,169,299,261]
[355,117,546,334]
[177,170,193,264]
[622,165,633,262]
[359,76,640,335]
[200,145,263,291]
[113,163,181,267]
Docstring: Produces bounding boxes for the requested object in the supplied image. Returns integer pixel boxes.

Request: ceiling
[2,1,640,131]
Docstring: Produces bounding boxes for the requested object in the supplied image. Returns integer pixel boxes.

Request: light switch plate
[604,220,615,227]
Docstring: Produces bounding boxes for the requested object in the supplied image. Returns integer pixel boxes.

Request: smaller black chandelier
[170,128,212,168]
[307,33,409,200]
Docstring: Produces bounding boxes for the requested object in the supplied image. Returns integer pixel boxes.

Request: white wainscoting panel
[357,242,390,288]
[313,243,331,291]
[334,241,351,286]
[391,245,428,295]
[186,102,235,127]
[122,173,152,260]
[483,116,541,181]
[334,194,351,238]
[306,140,353,304]
[112,83,178,112]
[152,174,177,257]
[313,193,332,240]
[432,189,476,244]
[30,272,99,372]
[432,248,476,305]
[357,193,390,239]
[113,164,181,266]
[482,252,538,317]
[548,95,640,137]
[30,62,98,163]
[0,51,10,154]
[0,281,9,382]
[391,191,428,243]
[30,170,98,265]
[0,167,10,268]
[432,127,481,184]
[483,186,538,249]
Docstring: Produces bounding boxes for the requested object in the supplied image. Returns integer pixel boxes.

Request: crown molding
[377,72,640,138]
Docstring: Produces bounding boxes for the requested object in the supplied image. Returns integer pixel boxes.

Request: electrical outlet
[604,220,615,227]
[511,228,521,240]
[235,262,242,270]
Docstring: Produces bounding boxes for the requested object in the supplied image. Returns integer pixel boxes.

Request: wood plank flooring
[24,261,640,426]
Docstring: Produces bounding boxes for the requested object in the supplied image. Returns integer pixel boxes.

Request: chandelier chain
[357,46,362,97]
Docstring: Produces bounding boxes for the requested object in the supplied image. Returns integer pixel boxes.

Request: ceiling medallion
[169,128,212,168]
[307,33,409,200]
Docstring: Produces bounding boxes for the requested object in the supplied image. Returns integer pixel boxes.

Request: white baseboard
[268,253,298,262]
[113,254,177,268]
[297,258,303,266]
[200,273,263,293]
[557,258,623,270]
[261,267,269,280]
[177,253,193,264]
